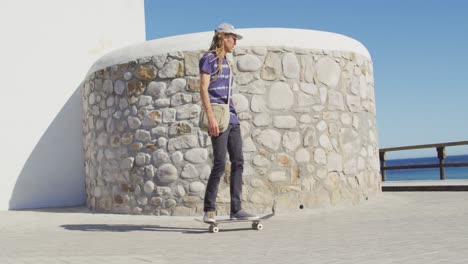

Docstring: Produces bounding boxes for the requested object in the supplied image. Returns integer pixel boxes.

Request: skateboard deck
[195,213,274,233]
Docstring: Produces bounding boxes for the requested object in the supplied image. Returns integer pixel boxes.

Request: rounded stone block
[267,82,294,110]
[157,164,178,184]
[237,54,262,72]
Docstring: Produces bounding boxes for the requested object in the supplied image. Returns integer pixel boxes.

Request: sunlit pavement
[1,192,467,264]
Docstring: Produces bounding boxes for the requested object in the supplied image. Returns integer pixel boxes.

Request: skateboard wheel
[209,225,219,233]
[252,223,263,230]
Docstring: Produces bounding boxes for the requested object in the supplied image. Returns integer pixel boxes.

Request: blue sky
[144,0,468,158]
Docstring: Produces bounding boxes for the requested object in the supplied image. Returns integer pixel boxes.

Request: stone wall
[82,46,380,216]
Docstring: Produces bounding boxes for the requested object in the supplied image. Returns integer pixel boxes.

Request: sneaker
[203,211,216,223]
[230,210,259,220]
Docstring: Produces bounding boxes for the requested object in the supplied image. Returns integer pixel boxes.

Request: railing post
[379,151,386,182]
[437,147,446,180]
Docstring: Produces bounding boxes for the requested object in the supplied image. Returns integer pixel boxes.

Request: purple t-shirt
[199,52,239,124]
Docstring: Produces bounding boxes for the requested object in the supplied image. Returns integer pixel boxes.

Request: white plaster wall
[0,0,145,210]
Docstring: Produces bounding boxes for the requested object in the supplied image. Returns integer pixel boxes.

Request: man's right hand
[208,115,220,137]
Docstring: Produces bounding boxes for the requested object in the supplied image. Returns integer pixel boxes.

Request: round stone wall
[82,29,381,216]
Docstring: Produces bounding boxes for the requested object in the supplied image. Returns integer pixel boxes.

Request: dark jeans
[204,123,244,214]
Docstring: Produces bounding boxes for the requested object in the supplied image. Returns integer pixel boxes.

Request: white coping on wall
[88,28,371,75]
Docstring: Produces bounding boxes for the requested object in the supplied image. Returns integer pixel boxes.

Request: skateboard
[195,213,274,233]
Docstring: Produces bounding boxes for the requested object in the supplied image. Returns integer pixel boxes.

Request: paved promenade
[1,192,467,264]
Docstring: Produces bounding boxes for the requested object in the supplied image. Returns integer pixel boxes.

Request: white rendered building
[0,0,146,210]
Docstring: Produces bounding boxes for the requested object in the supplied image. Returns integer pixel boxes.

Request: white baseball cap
[215,23,243,40]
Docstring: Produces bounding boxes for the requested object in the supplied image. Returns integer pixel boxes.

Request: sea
[385,154,468,181]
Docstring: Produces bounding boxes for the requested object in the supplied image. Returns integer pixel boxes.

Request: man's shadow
[61,224,207,234]
[61,224,252,234]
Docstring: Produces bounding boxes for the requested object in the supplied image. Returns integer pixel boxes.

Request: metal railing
[379,141,468,181]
